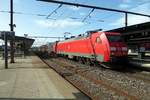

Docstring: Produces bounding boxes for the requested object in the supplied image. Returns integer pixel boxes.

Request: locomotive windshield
[107,35,122,42]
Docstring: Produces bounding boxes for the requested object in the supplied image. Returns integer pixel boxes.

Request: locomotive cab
[105,32,128,63]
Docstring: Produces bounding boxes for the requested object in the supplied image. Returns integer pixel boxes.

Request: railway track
[44,59,134,99]
[67,58,150,82]
[41,58,96,99]
[58,57,150,83]
[40,56,150,100]
[128,55,150,71]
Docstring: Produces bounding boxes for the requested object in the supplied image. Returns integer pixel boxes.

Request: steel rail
[51,58,139,99]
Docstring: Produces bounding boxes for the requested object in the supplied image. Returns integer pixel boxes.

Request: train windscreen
[106,35,122,42]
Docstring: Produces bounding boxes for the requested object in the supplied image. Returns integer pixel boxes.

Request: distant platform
[0,55,89,100]
[128,57,150,71]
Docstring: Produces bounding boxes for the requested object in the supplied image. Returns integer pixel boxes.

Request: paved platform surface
[0,56,89,100]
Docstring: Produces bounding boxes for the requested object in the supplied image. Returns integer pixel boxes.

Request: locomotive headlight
[111,52,115,55]
[110,47,116,51]
[122,47,128,51]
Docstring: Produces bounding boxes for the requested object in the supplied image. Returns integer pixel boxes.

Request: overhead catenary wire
[95,1,150,24]
[70,16,104,23]
[0,9,92,26]
[54,0,81,21]
[1,0,149,33]
[0,10,60,21]
[125,1,150,10]
[46,4,63,19]
[37,0,150,18]
[37,0,150,28]
[28,36,65,38]
[0,10,48,17]
[0,1,149,20]
[82,8,95,22]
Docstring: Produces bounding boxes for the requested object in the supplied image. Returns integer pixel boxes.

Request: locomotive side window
[107,35,122,42]
[96,37,102,43]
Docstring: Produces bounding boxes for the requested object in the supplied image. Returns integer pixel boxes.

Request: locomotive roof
[58,32,121,43]
[59,35,87,43]
[104,32,121,35]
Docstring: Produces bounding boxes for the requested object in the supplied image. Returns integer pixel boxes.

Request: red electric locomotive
[53,30,128,68]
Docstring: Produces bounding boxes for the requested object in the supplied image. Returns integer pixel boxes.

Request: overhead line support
[37,0,150,17]
[10,0,15,63]
[82,8,95,22]
[125,13,128,28]
[46,4,63,19]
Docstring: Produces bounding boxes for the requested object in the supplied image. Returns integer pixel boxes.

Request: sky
[0,0,150,46]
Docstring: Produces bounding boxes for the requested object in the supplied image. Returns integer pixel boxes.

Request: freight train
[52,30,128,68]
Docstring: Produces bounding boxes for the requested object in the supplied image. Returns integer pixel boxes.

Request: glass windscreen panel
[107,35,122,42]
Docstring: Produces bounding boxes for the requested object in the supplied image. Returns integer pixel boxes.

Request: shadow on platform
[7,66,50,69]
[0,92,90,100]
[0,98,75,100]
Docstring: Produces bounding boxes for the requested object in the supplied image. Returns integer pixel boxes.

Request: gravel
[67,75,127,100]
[44,58,150,100]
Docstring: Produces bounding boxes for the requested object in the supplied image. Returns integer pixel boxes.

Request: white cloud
[36,18,84,29]
[142,0,150,1]
[14,0,19,4]
[122,0,131,3]
[68,6,80,11]
[111,15,149,27]
[119,4,131,9]
[80,12,86,16]
[119,0,132,9]
[111,3,150,27]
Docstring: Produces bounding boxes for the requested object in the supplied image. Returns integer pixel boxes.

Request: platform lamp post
[4,32,8,69]
[10,0,15,63]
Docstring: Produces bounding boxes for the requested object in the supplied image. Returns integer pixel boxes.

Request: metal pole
[23,39,26,58]
[10,0,15,63]
[4,33,8,69]
[125,13,128,28]
[10,0,13,32]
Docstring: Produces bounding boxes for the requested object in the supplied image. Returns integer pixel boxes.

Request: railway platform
[128,57,150,70]
[0,55,89,100]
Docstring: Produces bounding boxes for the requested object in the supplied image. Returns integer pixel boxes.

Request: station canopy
[107,21,150,45]
[0,35,35,50]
